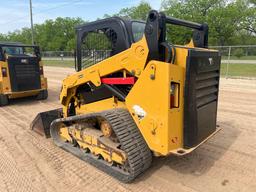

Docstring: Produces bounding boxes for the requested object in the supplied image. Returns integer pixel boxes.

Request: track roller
[50,108,152,182]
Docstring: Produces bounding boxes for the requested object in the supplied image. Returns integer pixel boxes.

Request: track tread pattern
[50,108,152,182]
[103,109,152,181]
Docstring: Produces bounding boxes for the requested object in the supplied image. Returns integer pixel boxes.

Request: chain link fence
[210,45,256,78]
[42,51,75,59]
[42,45,256,78]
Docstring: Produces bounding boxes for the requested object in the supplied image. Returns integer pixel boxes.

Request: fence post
[225,46,231,78]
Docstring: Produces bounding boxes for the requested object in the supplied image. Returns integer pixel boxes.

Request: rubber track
[50,108,152,183]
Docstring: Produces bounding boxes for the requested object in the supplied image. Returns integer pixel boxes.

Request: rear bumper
[169,127,221,156]
[4,88,47,99]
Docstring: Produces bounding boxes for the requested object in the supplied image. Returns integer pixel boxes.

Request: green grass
[221,63,256,77]
[221,55,256,60]
[43,60,74,68]
[43,60,256,78]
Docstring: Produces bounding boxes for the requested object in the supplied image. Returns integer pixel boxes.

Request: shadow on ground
[5,88,59,107]
[134,120,240,183]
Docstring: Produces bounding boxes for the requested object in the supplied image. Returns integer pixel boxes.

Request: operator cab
[75,18,146,71]
[0,42,41,59]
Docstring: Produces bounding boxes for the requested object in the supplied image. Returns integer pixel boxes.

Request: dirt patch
[0,67,255,192]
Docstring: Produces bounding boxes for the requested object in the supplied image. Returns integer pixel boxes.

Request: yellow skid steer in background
[0,42,48,106]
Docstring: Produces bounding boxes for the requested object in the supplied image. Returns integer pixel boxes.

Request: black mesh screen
[81,28,117,69]
[8,56,41,92]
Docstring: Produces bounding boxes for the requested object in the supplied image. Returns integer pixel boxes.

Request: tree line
[0,0,255,51]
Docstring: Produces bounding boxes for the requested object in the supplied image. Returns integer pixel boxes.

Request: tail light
[2,67,7,77]
[170,82,180,108]
[40,66,44,75]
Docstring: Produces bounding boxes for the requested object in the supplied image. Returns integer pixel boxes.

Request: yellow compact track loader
[0,42,48,106]
[31,10,221,182]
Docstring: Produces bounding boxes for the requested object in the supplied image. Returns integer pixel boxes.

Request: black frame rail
[165,16,205,31]
[145,10,209,61]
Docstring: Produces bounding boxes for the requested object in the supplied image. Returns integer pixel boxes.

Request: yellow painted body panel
[39,61,48,90]
[168,63,185,152]
[174,47,189,68]
[125,60,185,155]
[126,61,170,154]
[0,61,12,93]
[76,97,125,115]
[8,90,41,99]
[59,126,126,164]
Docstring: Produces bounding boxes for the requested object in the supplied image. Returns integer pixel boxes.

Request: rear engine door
[8,56,41,92]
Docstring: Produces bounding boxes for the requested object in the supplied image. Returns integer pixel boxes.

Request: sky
[0,0,161,34]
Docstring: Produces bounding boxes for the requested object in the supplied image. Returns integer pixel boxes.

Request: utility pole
[29,0,34,45]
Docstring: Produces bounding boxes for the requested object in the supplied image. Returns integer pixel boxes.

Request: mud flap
[30,108,62,138]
